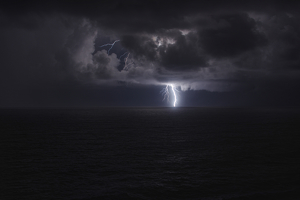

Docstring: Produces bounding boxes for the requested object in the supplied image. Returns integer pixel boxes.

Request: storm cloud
[1,0,300,106]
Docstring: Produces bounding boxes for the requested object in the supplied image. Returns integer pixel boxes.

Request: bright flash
[160,84,178,107]
[170,84,177,107]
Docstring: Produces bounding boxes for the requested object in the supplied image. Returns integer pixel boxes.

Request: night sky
[1,0,300,107]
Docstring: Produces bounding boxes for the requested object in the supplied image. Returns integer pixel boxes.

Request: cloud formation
[1,0,300,106]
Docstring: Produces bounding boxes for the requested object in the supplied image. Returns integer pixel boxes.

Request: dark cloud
[266,13,300,69]
[121,35,157,61]
[199,13,268,58]
[1,1,300,106]
[121,33,207,71]
[159,33,207,71]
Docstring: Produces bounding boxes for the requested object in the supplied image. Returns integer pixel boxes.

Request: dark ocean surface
[1,107,299,200]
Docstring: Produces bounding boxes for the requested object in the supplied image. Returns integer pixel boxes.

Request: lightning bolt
[170,84,177,107]
[160,84,178,107]
[99,40,133,71]
[123,53,134,70]
[160,85,170,102]
[119,52,129,59]
[99,40,120,54]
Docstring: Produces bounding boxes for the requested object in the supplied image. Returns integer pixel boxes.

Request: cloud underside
[1,1,300,92]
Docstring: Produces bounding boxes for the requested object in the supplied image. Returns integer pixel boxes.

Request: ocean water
[1,107,299,200]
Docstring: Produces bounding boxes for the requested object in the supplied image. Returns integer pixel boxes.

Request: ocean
[1,107,299,199]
